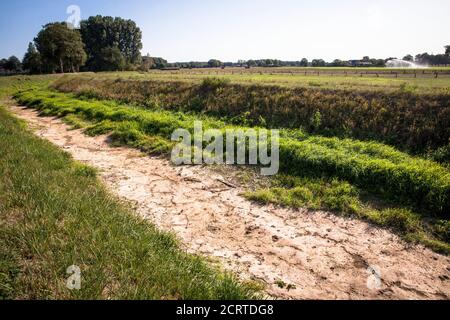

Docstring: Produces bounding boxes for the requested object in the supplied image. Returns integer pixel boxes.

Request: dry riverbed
[9,105,450,300]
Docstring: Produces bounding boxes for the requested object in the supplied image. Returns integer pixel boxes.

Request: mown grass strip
[0,106,258,299]
[14,88,450,216]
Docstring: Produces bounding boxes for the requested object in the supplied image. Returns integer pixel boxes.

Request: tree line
[412,46,450,66]
[0,15,143,75]
[135,47,450,70]
[138,48,449,70]
[1,15,449,75]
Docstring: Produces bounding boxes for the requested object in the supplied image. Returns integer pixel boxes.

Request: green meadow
[8,72,450,254]
[1,70,449,299]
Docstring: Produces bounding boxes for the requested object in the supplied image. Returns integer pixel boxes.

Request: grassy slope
[13,85,450,254]
[0,77,258,299]
[14,88,450,213]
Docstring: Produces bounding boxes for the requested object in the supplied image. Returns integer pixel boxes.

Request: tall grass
[14,88,450,216]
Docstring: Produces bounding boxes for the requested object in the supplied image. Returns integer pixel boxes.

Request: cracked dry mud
[9,105,450,300]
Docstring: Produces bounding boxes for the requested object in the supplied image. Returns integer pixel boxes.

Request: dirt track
[9,105,450,300]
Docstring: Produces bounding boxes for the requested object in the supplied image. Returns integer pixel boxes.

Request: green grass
[0,105,259,299]
[0,75,61,98]
[12,85,450,253]
[14,87,450,215]
[2,74,448,301]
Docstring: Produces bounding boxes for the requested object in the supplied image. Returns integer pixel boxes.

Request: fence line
[181,69,450,79]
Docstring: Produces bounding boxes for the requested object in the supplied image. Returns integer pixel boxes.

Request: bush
[200,77,230,93]
[376,209,421,233]
[428,143,450,164]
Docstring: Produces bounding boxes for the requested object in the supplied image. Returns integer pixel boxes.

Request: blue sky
[1,0,449,62]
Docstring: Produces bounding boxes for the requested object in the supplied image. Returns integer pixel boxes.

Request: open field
[11,75,450,252]
[2,0,450,305]
[75,68,450,94]
[152,66,450,82]
[1,73,450,299]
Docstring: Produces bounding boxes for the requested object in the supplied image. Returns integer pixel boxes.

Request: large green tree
[80,16,143,71]
[140,56,169,71]
[300,58,309,67]
[22,42,42,74]
[34,23,86,73]
[4,56,22,72]
[403,54,414,62]
[311,59,326,67]
[98,46,126,71]
[207,59,222,68]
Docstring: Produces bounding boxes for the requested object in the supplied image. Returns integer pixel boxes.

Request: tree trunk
[60,58,64,73]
